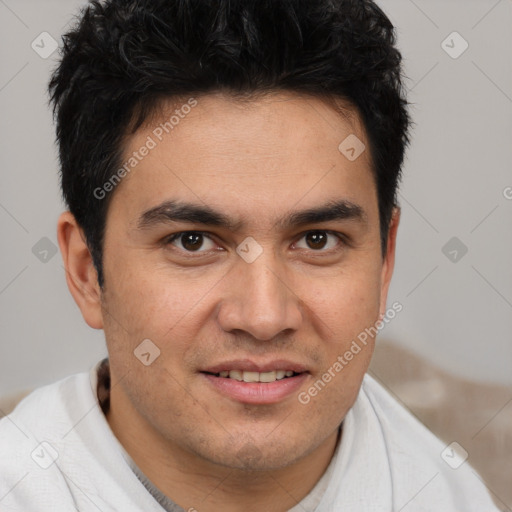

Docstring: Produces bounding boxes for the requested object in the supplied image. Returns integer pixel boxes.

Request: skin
[57,91,399,512]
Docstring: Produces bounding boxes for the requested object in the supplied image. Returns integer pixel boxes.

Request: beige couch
[1,344,510,509]
[369,341,511,511]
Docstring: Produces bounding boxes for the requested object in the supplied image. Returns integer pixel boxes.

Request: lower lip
[202,373,309,404]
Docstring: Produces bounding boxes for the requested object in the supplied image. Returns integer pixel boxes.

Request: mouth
[203,369,302,383]
[200,360,309,404]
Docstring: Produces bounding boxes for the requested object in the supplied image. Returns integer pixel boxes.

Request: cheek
[301,278,379,423]
[304,262,383,339]
[102,251,218,342]
[302,261,381,403]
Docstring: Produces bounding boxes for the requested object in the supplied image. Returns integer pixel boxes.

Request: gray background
[0,0,511,395]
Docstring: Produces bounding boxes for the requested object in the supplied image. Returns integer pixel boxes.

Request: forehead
[108,91,377,230]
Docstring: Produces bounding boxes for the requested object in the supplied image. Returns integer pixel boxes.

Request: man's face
[99,91,396,471]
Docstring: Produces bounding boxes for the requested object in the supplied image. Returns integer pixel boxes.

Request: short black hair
[49,0,411,288]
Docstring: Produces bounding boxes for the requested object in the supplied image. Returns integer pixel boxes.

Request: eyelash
[164,230,348,255]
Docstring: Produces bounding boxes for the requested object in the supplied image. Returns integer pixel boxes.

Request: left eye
[294,231,342,251]
[166,232,216,252]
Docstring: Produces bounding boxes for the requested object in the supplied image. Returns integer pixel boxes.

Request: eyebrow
[136,199,367,232]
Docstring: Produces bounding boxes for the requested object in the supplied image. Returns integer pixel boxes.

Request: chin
[198,432,308,472]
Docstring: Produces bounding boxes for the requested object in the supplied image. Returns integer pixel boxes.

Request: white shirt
[0,361,499,511]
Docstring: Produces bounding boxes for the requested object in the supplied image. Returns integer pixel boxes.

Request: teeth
[258,371,276,383]
[228,370,243,381]
[243,371,260,383]
[217,370,296,382]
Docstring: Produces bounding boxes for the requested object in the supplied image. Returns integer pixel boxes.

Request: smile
[201,370,308,404]
[208,370,300,383]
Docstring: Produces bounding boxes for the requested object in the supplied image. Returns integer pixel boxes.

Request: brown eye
[295,230,343,252]
[305,231,328,250]
[181,232,203,251]
[167,231,216,252]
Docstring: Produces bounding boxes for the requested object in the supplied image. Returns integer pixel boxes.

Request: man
[0,0,499,510]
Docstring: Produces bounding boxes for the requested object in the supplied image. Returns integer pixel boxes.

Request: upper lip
[201,359,309,374]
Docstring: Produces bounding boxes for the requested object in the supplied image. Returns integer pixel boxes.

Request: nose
[217,253,303,341]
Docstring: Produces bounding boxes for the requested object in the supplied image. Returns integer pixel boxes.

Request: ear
[378,207,400,317]
[57,211,103,329]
